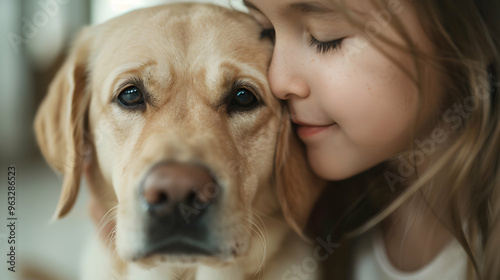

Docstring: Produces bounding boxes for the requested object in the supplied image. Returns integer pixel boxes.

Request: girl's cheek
[325,51,417,148]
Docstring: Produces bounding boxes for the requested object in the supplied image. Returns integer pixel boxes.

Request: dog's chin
[131,253,240,269]
[119,236,251,269]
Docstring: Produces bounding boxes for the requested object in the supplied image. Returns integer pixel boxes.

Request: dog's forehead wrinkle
[145,70,224,124]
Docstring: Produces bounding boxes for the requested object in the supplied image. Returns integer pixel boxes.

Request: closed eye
[309,36,344,54]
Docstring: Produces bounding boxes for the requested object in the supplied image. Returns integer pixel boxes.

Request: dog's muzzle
[136,162,221,260]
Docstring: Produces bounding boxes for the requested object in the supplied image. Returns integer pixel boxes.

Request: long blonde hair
[321,0,500,279]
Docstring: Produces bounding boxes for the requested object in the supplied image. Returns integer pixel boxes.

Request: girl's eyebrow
[288,2,336,14]
[243,0,336,15]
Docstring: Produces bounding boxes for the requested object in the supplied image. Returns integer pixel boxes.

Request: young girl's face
[245,0,437,180]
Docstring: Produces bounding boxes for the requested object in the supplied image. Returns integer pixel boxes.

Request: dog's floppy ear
[274,106,327,239]
[34,28,92,219]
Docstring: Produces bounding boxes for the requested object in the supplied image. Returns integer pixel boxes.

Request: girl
[243,0,500,279]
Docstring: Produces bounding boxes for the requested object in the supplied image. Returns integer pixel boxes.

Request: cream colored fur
[34,3,325,279]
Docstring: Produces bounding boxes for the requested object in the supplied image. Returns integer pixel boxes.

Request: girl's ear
[274,106,327,239]
[34,27,93,220]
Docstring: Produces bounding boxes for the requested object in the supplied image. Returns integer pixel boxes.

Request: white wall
[91,0,248,25]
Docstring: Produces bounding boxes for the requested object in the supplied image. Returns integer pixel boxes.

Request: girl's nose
[268,40,310,100]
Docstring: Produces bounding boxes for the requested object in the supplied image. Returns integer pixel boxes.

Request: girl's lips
[295,123,337,138]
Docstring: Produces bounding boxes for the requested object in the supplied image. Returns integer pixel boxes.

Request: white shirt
[352,229,468,280]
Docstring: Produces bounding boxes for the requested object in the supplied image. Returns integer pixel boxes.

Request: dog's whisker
[187,269,197,279]
[105,225,118,247]
[109,236,120,258]
[250,221,267,276]
[97,206,117,226]
[249,210,269,239]
[247,210,269,278]
[165,268,183,280]
[99,205,118,226]
[98,220,117,247]
[98,214,116,235]
[96,205,118,241]
[250,229,266,278]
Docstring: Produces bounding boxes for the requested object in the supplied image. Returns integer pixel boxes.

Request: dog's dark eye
[118,86,144,107]
[234,89,256,106]
[228,88,260,114]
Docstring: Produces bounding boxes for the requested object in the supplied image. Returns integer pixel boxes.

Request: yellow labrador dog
[35,3,325,280]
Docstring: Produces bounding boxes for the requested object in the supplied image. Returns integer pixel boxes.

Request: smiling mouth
[293,122,337,138]
[291,118,336,127]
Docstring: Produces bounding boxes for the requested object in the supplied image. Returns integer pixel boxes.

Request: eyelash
[309,36,344,54]
[260,28,344,54]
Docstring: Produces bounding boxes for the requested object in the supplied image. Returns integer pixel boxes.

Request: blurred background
[0,0,246,279]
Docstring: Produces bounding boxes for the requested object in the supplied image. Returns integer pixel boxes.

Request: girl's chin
[307,150,376,181]
[308,154,353,181]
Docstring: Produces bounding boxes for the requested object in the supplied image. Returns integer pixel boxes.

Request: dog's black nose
[139,162,220,257]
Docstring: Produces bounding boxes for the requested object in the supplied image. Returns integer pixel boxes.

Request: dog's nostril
[156,192,169,204]
[144,187,169,205]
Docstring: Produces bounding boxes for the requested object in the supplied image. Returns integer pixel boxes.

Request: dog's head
[35,3,325,267]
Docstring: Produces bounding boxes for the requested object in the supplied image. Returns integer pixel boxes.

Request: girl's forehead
[244,0,403,15]
[243,0,333,12]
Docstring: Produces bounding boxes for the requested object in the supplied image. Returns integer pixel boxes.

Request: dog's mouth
[133,235,219,261]
[133,198,220,262]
